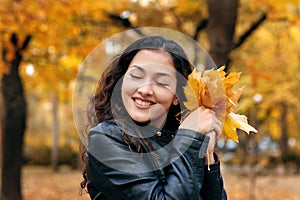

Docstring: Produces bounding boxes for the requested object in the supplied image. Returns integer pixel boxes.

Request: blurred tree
[0,84,2,162]
[231,0,300,167]
[206,0,239,67]
[0,33,31,200]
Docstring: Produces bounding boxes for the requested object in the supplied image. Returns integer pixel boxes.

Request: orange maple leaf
[183,66,257,142]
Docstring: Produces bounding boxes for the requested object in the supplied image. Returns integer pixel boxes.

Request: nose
[137,83,154,96]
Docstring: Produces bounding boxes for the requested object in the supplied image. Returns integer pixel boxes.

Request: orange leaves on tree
[183,66,257,142]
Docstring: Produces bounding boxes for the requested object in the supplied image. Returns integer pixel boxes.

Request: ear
[172,98,179,105]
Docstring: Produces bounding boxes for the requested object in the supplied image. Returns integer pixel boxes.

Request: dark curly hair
[80,36,193,191]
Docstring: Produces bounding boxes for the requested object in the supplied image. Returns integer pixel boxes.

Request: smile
[133,98,154,107]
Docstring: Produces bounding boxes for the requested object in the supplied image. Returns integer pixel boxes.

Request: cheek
[121,80,136,97]
[155,88,176,106]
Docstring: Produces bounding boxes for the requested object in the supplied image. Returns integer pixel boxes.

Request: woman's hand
[179,107,222,164]
[179,107,222,136]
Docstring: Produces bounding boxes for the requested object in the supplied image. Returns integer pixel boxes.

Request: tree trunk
[0,33,31,200]
[52,93,59,172]
[1,58,26,200]
[206,0,238,67]
[0,84,3,165]
[280,103,289,159]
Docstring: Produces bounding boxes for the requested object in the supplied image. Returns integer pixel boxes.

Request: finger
[206,131,217,152]
[215,126,222,139]
[213,117,223,138]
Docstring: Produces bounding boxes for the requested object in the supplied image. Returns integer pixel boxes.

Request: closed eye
[155,81,169,87]
[130,73,142,79]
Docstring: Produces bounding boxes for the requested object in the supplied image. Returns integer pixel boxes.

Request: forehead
[129,49,174,69]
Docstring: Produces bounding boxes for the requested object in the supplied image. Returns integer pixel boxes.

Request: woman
[80,36,227,199]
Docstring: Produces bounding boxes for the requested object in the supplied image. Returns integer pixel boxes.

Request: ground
[222,166,300,200]
[22,165,300,200]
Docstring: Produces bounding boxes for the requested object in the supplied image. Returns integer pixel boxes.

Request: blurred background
[0,0,300,200]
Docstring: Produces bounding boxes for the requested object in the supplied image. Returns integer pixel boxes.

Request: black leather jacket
[86,122,227,200]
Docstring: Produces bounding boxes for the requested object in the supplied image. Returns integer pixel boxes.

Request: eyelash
[130,73,169,87]
[130,73,142,79]
[155,81,169,87]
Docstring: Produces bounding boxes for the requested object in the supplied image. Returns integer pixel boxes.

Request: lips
[133,98,155,108]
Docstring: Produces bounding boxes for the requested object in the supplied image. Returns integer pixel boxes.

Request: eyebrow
[131,64,174,78]
[131,65,145,72]
[156,72,173,79]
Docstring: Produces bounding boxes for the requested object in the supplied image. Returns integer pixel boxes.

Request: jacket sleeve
[200,154,226,200]
[86,124,218,200]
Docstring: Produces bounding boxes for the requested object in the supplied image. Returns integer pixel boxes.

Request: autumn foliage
[183,66,257,142]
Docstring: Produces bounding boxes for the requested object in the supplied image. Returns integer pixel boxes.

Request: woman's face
[121,49,178,128]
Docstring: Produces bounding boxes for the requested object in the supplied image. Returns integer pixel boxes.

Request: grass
[21,165,300,200]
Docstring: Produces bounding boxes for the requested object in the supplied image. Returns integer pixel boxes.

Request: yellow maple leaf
[183,66,257,142]
[183,69,202,110]
[203,68,226,119]
[223,112,257,142]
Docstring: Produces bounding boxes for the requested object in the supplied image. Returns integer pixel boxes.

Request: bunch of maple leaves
[183,66,257,142]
